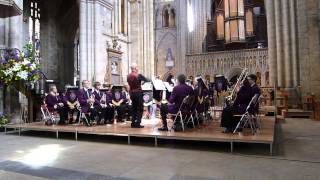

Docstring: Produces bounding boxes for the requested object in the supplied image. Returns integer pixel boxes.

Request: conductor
[127,63,150,128]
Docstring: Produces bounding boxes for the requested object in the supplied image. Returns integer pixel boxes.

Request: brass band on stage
[42,69,260,133]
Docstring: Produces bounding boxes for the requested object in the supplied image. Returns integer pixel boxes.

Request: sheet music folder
[164,82,173,92]
[141,82,153,91]
[152,79,167,91]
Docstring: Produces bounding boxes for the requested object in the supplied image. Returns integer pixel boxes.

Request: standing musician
[45,84,68,125]
[194,76,209,124]
[220,74,261,133]
[111,85,127,122]
[77,80,97,126]
[158,74,194,131]
[127,63,150,128]
[60,85,80,124]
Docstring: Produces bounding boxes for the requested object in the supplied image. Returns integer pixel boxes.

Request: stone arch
[156,32,177,76]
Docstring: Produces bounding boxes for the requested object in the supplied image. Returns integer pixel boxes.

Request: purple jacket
[45,93,63,112]
[194,87,209,113]
[77,88,93,113]
[169,83,194,113]
[112,91,127,104]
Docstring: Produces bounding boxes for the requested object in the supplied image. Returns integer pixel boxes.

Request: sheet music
[152,79,166,91]
[164,82,174,92]
[141,82,153,91]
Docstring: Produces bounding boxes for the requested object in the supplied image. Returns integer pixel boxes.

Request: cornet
[89,94,95,109]
[100,93,107,108]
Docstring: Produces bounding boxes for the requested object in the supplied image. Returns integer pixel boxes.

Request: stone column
[282,0,293,87]
[274,0,285,87]
[289,0,299,87]
[265,0,277,86]
[79,0,88,84]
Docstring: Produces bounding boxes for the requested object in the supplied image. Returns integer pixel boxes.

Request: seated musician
[220,74,261,133]
[92,82,106,125]
[45,84,68,125]
[112,85,127,122]
[60,85,80,124]
[77,80,97,126]
[158,74,194,132]
[194,76,209,124]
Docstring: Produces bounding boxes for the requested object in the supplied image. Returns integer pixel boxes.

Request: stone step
[284,109,313,118]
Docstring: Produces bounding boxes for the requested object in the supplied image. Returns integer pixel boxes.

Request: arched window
[163,9,169,27]
[169,9,176,27]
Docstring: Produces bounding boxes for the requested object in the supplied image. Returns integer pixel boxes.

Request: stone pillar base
[283,88,301,109]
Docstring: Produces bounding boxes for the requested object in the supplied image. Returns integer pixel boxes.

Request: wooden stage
[4,116,275,155]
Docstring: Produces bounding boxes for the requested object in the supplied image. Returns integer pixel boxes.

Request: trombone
[225,68,248,106]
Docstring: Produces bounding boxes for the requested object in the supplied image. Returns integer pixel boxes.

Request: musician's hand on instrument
[58,103,64,107]
[54,105,58,109]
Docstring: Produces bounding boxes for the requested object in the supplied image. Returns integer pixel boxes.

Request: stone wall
[297,0,320,98]
[155,0,177,77]
[185,48,270,86]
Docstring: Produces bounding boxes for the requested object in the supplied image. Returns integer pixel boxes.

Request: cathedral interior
[0,0,320,179]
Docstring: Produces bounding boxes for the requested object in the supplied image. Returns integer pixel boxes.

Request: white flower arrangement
[0,43,40,86]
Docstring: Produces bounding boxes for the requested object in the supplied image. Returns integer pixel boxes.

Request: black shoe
[222,128,233,133]
[158,126,168,131]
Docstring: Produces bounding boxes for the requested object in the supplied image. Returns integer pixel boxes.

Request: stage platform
[4,116,275,155]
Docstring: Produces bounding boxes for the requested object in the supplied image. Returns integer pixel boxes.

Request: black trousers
[130,92,143,126]
[68,108,80,122]
[98,106,114,123]
[160,104,168,127]
[114,104,125,121]
[85,107,97,123]
[220,105,244,130]
[123,104,132,121]
[57,107,68,124]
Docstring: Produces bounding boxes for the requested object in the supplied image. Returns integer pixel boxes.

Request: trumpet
[225,68,248,106]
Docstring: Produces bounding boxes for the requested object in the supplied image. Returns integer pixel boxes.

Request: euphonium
[225,68,248,106]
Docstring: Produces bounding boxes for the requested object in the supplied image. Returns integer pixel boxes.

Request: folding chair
[185,96,197,128]
[77,106,91,126]
[40,104,57,125]
[170,95,195,131]
[233,94,260,134]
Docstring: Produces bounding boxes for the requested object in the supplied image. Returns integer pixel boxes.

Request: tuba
[225,68,248,107]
